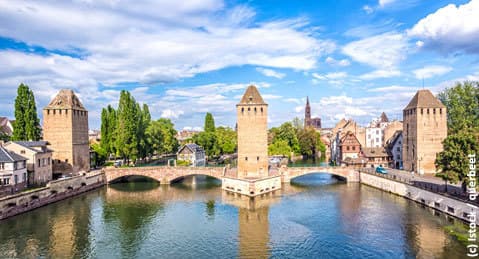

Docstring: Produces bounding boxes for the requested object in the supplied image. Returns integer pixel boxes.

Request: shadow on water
[290,173,346,189]
[171,175,222,190]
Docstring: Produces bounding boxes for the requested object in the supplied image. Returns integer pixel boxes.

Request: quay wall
[0,171,105,220]
[360,172,478,223]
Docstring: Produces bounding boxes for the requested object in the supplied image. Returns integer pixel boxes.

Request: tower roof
[379,112,389,123]
[238,85,266,105]
[404,89,445,110]
[44,89,86,110]
[306,96,310,106]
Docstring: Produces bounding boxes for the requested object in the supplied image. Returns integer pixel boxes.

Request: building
[175,129,200,145]
[304,97,321,130]
[387,130,403,169]
[3,141,53,186]
[0,146,28,191]
[177,143,206,167]
[403,89,447,174]
[43,89,90,175]
[339,131,361,164]
[362,147,390,168]
[236,85,268,178]
[88,130,101,144]
[365,127,383,147]
[383,120,403,144]
[0,117,13,139]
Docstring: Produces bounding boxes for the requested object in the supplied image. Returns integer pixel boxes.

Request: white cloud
[161,109,184,119]
[379,0,396,7]
[256,67,285,79]
[363,5,374,14]
[367,85,418,92]
[413,65,452,79]
[342,32,408,69]
[312,72,348,80]
[325,56,351,66]
[0,0,334,87]
[360,69,401,80]
[408,0,479,54]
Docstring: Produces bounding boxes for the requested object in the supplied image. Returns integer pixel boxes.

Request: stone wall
[360,172,478,223]
[222,175,281,196]
[0,171,105,220]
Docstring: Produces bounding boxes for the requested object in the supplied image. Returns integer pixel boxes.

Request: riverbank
[359,171,478,224]
[0,171,105,220]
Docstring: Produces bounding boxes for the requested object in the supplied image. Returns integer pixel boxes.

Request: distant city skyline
[0,0,478,129]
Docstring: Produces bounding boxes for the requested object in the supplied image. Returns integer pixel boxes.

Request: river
[0,174,468,258]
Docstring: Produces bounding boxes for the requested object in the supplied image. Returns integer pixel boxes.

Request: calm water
[0,174,468,258]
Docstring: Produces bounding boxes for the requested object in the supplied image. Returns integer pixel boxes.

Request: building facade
[387,130,403,169]
[339,131,361,163]
[365,127,383,147]
[362,147,390,168]
[177,143,206,167]
[4,141,53,186]
[304,97,321,130]
[43,89,90,175]
[402,89,447,174]
[0,146,28,191]
[237,85,268,178]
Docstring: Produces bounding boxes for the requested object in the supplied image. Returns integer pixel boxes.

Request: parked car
[375,166,388,174]
[114,160,122,168]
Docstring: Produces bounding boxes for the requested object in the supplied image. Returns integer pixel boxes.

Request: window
[48,158,51,165]
[14,175,18,185]
[245,157,248,161]
[65,159,68,163]
[376,138,379,142]
[352,146,356,151]
[254,107,257,113]
[397,155,400,160]
[439,108,442,114]
[261,107,263,112]
[47,110,50,115]
[65,109,68,115]
[248,107,250,111]
[38,159,41,168]
[23,161,26,168]
[433,108,436,114]
[0,162,4,170]
[20,150,25,154]
[241,107,244,113]
[396,147,400,152]
[14,162,17,170]
[59,109,62,115]
[427,109,429,114]
[257,156,259,161]
[421,108,423,114]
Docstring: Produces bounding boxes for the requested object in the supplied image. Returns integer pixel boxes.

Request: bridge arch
[108,174,161,184]
[289,171,347,182]
[169,173,222,183]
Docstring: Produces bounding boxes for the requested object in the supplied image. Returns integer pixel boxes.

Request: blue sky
[0,0,478,130]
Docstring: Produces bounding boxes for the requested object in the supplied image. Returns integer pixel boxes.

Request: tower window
[261,107,263,113]
[248,107,250,111]
[53,110,56,115]
[421,108,423,114]
[65,110,68,115]
[47,110,50,115]
[245,157,248,161]
[241,107,244,113]
[439,108,442,114]
[427,109,429,114]
[254,107,257,113]
[257,156,259,160]
[433,108,436,114]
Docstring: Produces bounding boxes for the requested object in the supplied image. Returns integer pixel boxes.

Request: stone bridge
[103,165,360,185]
[279,166,360,183]
[104,166,226,184]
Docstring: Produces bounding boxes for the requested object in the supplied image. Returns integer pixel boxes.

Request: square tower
[236,85,268,179]
[43,89,90,174]
[402,89,447,174]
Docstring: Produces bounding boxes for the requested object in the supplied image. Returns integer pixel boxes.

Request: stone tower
[43,89,90,174]
[304,96,311,128]
[402,89,447,174]
[236,85,268,179]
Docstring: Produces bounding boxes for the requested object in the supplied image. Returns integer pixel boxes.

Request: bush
[176,160,191,166]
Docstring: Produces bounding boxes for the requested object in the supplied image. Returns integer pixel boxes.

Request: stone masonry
[236,85,268,179]
[402,89,447,174]
[43,89,90,174]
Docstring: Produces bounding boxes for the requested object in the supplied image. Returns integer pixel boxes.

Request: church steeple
[305,96,311,127]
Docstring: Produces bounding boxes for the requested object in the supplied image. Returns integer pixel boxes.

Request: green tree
[146,118,178,156]
[438,81,479,134]
[276,122,300,154]
[115,91,140,163]
[193,131,219,157]
[137,103,151,161]
[435,132,479,192]
[268,139,292,157]
[12,83,41,141]
[435,81,479,190]
[91,143,107,166]
[204,113,215,132]
[215,126,237,154]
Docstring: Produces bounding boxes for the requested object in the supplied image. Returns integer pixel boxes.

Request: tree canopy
[12,83,41,141]
[435,81,479,189]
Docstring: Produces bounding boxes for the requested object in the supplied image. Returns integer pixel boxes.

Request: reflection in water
[0,173,469,258]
